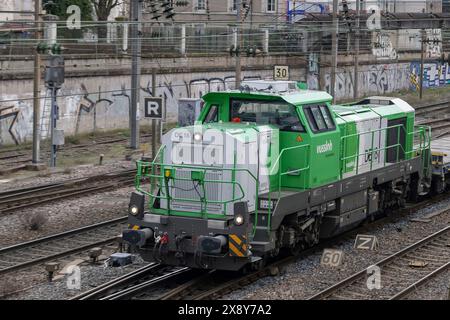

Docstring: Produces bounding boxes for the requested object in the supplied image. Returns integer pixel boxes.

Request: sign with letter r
[144,97,163,119]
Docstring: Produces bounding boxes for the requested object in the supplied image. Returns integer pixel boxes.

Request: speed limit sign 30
[273,65,290,81]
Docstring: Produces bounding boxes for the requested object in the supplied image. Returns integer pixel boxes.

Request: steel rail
[100,267,191,300]
[0,182,65,199]
[416,105,449,117]
[308,225,450,300]
[0,134,153,167]
[0,169,135,197]
[0,180,134,216]
[0,217,127,276]
[389,260,450,300]
[415,100,449,111]
[71,263,161,300]
[0,169,136,216]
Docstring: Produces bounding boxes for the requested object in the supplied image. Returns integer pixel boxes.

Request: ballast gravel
[224,198,450,300]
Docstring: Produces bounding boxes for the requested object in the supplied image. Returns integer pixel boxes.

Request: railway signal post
[130,0,143,150]
[32,0,42,165]
[330,0,339,103]
[44,55,65,167]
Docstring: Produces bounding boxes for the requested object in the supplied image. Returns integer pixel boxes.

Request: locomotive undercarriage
[258,177,417,261]
[251,157,435,263]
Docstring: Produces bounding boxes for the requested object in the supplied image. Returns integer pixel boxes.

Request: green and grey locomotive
[122,80,443,271]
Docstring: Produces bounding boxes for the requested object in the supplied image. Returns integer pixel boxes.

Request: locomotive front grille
[170,169,224,214]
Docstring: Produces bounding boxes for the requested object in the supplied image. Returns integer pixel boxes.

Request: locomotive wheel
[241,256,267,274]
[407,175,419,202]
[289,242,304,256]
[305,219,321,247]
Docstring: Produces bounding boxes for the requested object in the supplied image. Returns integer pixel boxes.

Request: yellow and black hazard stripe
[228,234,248,257]
[432,151,446,165]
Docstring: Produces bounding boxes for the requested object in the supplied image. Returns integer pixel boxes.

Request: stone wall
[1,55,449,146]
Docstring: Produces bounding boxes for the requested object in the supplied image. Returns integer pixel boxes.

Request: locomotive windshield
[229,99,305,132]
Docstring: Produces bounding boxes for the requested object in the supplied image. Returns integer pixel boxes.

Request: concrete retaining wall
[1,56,449,146]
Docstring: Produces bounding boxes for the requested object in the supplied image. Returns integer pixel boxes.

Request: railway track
[0,151,28,161]
[156,261,291,300]
[72,256,291,301]
[68,194,450,300]
[0,169,136,216]
[0,217,127,277]
[415,100,449,116]
[417,118,450,128]
[71,263,197,300]
[0,134,153,173]
[415,101,450,137]
[308,225,450,300]
[417,118,450,133]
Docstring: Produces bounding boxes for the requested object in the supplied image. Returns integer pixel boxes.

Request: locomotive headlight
[193,132,203,142]
[130,205,139,216]
[233,202,248,227]
[129,191,145,219]
[234,214,244,226]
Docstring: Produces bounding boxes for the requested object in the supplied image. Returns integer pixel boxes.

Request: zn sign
[273,65,289,81]
[354,234,379,251]
[144,97,164,119]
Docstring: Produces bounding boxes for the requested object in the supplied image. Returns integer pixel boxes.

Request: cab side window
[303,104,336,133]
[230,99,305,132]
[204,105,218,123]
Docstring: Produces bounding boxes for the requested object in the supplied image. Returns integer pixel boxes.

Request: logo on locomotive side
[317,140,333,154]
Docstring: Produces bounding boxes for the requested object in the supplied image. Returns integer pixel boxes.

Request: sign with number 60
[320,249,344,267]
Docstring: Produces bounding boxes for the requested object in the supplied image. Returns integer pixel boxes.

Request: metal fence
[0,20,448,58]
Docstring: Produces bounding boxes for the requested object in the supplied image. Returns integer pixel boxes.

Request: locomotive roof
[202,89,333,106]
[332,97,415,117]
[203,91,414,117]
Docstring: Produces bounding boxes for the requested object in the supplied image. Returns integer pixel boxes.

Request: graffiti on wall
[323,63,413,100]
[1,62,449,146]
[425,29,442,59]
[0,106,19,145]
[74,84,114,134]
[323,68,355,99]
[0,73,264,145]
[0,99,32,146]
[372,32,398,60]
[410,61,450,91]
[371,29,441,59]
[366,64,410,94]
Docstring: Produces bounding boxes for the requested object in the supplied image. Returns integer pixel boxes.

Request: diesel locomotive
[122,80,443,271]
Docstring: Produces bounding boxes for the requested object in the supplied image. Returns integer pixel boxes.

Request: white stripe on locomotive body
[341,112,387,179]
[338,99,415,179]
[354,115,387,174]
